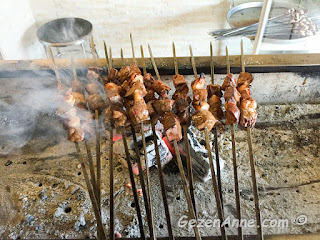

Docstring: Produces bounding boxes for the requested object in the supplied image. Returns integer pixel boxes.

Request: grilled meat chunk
[86,82,100,95]
[146,100,157,118]
[68,127,85,142]
[153,99,175,115]
[129,63,141,78]
[237,72,253,86]
[120,80,130,96]
[145,89,157,103]
[87,94,107,112]
[159,112,182,142]
[71,80,84,94]
[72,92,86,108]
[237,84,251,98]
[105,68,119,84]
[105,83,122,105]
[118,66,131,83]
[125,81,147,99]
[193,101,210,112]
[222,73,237,90]
[193,89,208,102]
[224,87,241,103]
[173,74,187,88]
[87,67,104,81]
[192,110,216,131]
[127,90,150,125]
[208,95,223,120]
[177,110,191,126]
[225,101,240,125]
[207,84,223,98]
[152,80,171,96]
[191,73,206,90]
[174,93,191,112]
[144,73,155,90]
[239,96,257,128]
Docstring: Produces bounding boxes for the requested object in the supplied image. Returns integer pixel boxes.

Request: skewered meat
[207,84,223,98]
[193,101,210,112]
[120,80,130,96]
[225,101,240,125]
[87,94,107,112]
[159,92,169,100]
[237,84,251,97]
[68,127,85,142]
[129,74,144,85]
[72,92,86,109]
[105,82,122,105]
[159,112,182,142]
[152,80,171,96]
[129,63,141,78]
[177,110,191,126]
[193,89,208,102]
[64,90,75,106]
[105,68,119,84]
[239,96,257,128]
[221,73,237,90]
[118,66,130,83]
[173,74,187,88]
[237,72,253,86]
[174,93,191,112]
[127,90,150,125]
[174,83,189,95]
[56,103,75,117]
[191,73,206,90]
[145,89,157,103]
[144,73,155,90]
[86,83,100,95]
[66,115,81,128]
[87,67,104,81]
[146,100,156,118]
[125,81,147,99]
[192,110,216,131]
[71,80,84,93]
[224,86,241,103]
[153,99,175,115]
[208,95,224,121]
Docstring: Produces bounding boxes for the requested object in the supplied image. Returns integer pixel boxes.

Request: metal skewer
[173,42,196,214]
[129,37,156,240]
[121,127,145,239]
[173,140,201,240]
[210,43,224,210]
[148,45,174,240]
[241,40,263,240]
[75,142,107,239]
[105,46,115,240]
[204,128,228,240]
[226,46,243,240]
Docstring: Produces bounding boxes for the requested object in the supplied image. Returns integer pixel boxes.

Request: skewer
[241,40,263,240]
[129,36,156,240]
[140,45,147,76]
[121,48,125,67]
[130,33,136,64]
[109,127,115,240]
[48,47,63,93]
[148,44,174,240]
[109,47,113,69]
[74,143,107,239]
[226,46,243,240]
[148,45,161,81]
[95,110,102,211]
[204,128,227,240]
[103,41,110,70]
[121,127,146,239]
[90,36,97,64]
[173,42,196,214]
[173,141,201,240]
[151,122,174,240]
[189,45,198,79]
[210,43,224,209]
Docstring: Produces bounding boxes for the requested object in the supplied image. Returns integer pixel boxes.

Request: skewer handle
[130,33,136,64]
[140,45,147,76]
[173,140,201,240]
[210,42,214,84]
[109,127,115,240]
[241,40,245,73]
[189,45,198,79]
[226,46,230,74]
[103,41,110,71]
[95,110,101,211]
[148,45,161,81]
[172,42,179,75]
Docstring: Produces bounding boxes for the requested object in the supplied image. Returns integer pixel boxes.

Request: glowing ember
[115,232,122,238]
[162,136,174,154]
[126,183,132,189]
[112,133,122,142]
[137,189,143,197]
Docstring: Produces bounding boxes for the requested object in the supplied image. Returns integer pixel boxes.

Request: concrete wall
[0,0,318,60]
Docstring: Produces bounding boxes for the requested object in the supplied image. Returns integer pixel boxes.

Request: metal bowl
[37,18,93,47]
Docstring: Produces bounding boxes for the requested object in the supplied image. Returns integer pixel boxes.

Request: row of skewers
[51,36,262,240]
